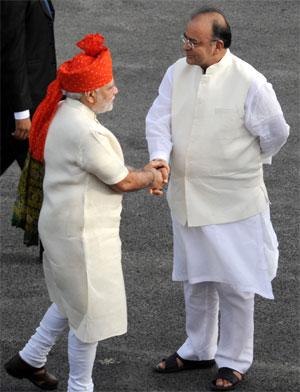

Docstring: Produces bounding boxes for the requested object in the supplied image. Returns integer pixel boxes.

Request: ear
[85,90,96,104]
[215,39,225,53]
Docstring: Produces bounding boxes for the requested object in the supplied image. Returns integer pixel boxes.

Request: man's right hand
[148,168,164,194]
[12,118,31,140]
[147,159,170,183]
[145,159,170,196]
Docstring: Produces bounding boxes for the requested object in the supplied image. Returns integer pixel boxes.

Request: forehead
[186,14,214,38]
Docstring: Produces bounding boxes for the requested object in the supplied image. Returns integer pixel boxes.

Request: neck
[202,49,227,73]
[80,96,96,112]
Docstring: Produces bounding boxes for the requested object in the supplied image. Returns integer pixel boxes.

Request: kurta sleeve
[244,77,290,163]
[145,65,174,162]
[79,128,129,185]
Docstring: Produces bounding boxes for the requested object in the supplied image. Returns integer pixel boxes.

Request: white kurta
[39,98,129,343]
[146,59,289,299]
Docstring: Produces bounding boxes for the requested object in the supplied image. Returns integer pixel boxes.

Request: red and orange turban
[29,33,113,161]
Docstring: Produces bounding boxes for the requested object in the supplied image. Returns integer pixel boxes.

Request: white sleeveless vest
[167,50,269,226]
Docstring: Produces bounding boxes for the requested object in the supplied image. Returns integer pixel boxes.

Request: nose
[183,41,192,51]
[113,86,118,95]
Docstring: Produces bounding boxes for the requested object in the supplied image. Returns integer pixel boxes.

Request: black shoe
[155,352,215,373]
[4,353,58,390]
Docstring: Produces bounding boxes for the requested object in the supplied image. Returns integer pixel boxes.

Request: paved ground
[1,1,299,391]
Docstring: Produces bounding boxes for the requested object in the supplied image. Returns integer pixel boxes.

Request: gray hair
[63,88,102,101]
[62,90,83,100]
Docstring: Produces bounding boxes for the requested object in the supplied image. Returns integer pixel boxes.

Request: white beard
[95,102,113,114]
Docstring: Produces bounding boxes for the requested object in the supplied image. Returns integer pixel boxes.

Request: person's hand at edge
[13,118,31,140]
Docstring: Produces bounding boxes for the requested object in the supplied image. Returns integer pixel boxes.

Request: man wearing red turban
[5,33,168,392]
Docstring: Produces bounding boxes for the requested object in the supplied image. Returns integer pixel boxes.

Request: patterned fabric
[60,34,112,92]
[12,153,44,246]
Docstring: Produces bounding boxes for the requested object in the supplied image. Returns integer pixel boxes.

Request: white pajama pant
[19,303,98,392]
[177,282,255,374]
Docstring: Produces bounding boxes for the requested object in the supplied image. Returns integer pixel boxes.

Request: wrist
[145,168,155,187]
[14,110,30,120]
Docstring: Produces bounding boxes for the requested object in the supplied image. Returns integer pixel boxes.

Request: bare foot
[158,357,184,370]
[215,370,243,388]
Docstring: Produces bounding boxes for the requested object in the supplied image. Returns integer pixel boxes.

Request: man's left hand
[12,118,31,140]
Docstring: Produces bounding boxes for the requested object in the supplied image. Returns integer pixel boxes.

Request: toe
[215,378,222,386]
[157,360,166,369]
[216,378,225,387]
[215,378,233,387]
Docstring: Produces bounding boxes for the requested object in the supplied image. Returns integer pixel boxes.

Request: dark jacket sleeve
[1,1,32,112]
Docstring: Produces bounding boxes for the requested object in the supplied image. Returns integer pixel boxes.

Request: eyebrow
[183,32,199,43]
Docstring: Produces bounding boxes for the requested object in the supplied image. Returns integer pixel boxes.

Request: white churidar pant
[177,282,254,374]
[19,303,98,392]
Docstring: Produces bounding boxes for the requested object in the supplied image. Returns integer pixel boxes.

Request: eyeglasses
[180,33,218,49]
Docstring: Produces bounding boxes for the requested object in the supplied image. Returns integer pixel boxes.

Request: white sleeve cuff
[262,156,272,165]
[14,110,30,120]
[150,151,170,163]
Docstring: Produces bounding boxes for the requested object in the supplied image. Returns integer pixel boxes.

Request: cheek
[108,92,115,100]
[103,91,111,100]
[200,48,208,56]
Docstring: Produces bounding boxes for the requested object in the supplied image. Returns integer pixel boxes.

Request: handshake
[144,159,170,196]
[112,159,170,194]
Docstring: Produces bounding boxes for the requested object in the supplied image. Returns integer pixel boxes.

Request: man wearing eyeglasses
[146,7,289,391]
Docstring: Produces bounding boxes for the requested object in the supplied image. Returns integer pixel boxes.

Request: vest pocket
[214,107,243,139]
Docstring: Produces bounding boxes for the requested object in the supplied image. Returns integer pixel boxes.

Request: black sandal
[210,367,244,390]
[154,352,215,373]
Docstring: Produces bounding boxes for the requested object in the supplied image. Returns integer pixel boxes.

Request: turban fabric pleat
[29,33,113,162]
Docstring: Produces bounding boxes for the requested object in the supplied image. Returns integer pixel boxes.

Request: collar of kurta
[203,49,232,76]
[65,98,97,121]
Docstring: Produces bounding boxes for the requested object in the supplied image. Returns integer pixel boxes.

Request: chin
[106,103,113,112]
[186,57,195,65]
[97,103,113,114]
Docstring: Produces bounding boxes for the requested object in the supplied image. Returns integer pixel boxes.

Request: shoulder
[1,1,28,14]
[173,57,190,72]
[87,123,114,144]
[172,57,200,81]
[160,60,182,83]
[231,53,267,84]
[51,100,98,139]
[54,100,118,145]
[174,57,186,67]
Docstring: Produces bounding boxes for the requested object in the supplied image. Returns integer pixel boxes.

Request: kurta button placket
[184,75,207,224]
